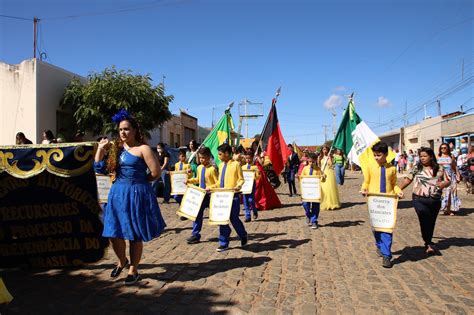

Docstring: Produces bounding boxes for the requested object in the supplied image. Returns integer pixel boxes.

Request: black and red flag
[259,88,289,176]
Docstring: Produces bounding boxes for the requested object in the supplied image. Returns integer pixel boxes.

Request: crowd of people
[13,115,474,281]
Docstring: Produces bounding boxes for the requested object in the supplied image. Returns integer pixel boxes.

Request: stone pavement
[1,173,473,314]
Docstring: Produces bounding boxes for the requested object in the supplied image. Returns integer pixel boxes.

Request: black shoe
[241,236,248,247]
[180,216,187,221]
[253,213,258,220]
[376,248,382,257]
[289,194,293,197]
[216,245,229,252]
[110,259,128,278]
[244,217,251,222]
[124,273,140,285]
[311,223,318,229]
[382,256,393,268]
[186,235,200,244]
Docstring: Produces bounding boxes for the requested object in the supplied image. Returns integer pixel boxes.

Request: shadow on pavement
[278,202,304,209]
[392,237,474,265]
[321,220,365,228]
[140,256,272,282]
[164,226,193,234]
[257,214,304,222]
[340,202,365,209]
[0,270,231,314]
[204,232,286,243]
[242,239,311,253]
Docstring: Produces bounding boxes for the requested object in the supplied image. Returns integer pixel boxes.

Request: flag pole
[321,93,354,173]
[257,86,281,155]
[187,102,234,163]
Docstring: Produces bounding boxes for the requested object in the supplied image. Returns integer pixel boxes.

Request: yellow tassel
[0,278,13,304]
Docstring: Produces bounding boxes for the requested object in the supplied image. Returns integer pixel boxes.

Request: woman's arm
[398,177,412,190]
[94,139,110,162]
[142,145,162,180]
[161,156,169,170]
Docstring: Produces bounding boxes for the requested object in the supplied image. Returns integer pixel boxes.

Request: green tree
[61,67,173,137]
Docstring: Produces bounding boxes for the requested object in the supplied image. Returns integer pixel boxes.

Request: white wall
[36,60,85,143]
[0,59,85,145]
[0,59,37,145]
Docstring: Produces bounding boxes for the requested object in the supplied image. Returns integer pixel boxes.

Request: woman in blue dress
[94,110,166,285]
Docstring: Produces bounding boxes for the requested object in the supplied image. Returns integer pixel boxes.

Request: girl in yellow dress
[318,146,341,210]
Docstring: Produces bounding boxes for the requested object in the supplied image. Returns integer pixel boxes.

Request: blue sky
[1,0,473,145]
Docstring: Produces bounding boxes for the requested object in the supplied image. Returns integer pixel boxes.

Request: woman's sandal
[110,259,129,278]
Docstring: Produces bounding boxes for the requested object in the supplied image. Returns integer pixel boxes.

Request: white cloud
[377,96,391,107]
[323,94,343,109]
[333,86,347,92]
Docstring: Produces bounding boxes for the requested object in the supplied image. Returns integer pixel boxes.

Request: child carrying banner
[173,148,192,205]
[242,149,261,222]
[184,146,218,244]
[210,143,248,252]
[360,142,403,268]
[301,153,326,229]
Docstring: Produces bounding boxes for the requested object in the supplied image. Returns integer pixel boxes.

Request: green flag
[332,98,361,155]
[333,97,395,171]
[201,110,235,166]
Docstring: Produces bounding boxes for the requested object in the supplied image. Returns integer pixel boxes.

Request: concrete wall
[0,59,37,145]
[419,116,443,149]
[0,59,84,145]
[36,60,85,143]
[442,114,474,136]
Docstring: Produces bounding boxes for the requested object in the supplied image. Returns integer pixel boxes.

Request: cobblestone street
[2,172,474,314]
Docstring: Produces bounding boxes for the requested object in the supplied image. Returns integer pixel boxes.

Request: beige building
[379,112,473,153]
[0,59,85,145]
[151,111,198,148]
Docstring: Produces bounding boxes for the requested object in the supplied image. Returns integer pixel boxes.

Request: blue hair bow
[111,109,131,124]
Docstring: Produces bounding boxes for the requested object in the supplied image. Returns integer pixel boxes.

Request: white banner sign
[241,170,256,195]
[209,189,235,225]
[96,174,112,203]
[300,176,321,202]
[367,193,398,233]
[170,171,188,195]
[177,185,207,221]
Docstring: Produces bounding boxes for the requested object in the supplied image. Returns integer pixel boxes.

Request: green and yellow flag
[333,98,395,174]
[201,110,235,166]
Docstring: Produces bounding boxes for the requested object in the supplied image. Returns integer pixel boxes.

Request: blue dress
[99,150,166,242]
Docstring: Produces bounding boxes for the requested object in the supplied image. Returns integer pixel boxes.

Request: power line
[0,14,32,21]
[41,0,183,21]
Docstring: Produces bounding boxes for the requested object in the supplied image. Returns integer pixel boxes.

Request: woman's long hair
[416,147,439,177]
[438,143,451,157]
[318,145,331,165]
[106,117,145,174]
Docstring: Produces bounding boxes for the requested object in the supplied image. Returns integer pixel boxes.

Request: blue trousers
[302,202,320,224]
[218,195,247,247]
[374,231,392,258]
[173,195,183,205]
[192,195,210,240]
[335,164,345,185]
[243,188,257,219]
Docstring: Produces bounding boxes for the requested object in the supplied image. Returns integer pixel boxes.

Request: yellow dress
[320,156,341,210]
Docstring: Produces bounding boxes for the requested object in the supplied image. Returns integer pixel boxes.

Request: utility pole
[162,75,166,89]
[33,17,39,59]
[237,98,263,144]
[437,99,441,116]
[322,124,330,143]
[423,103,428,120]
[331,109,337,138]
[403,101,408,126]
